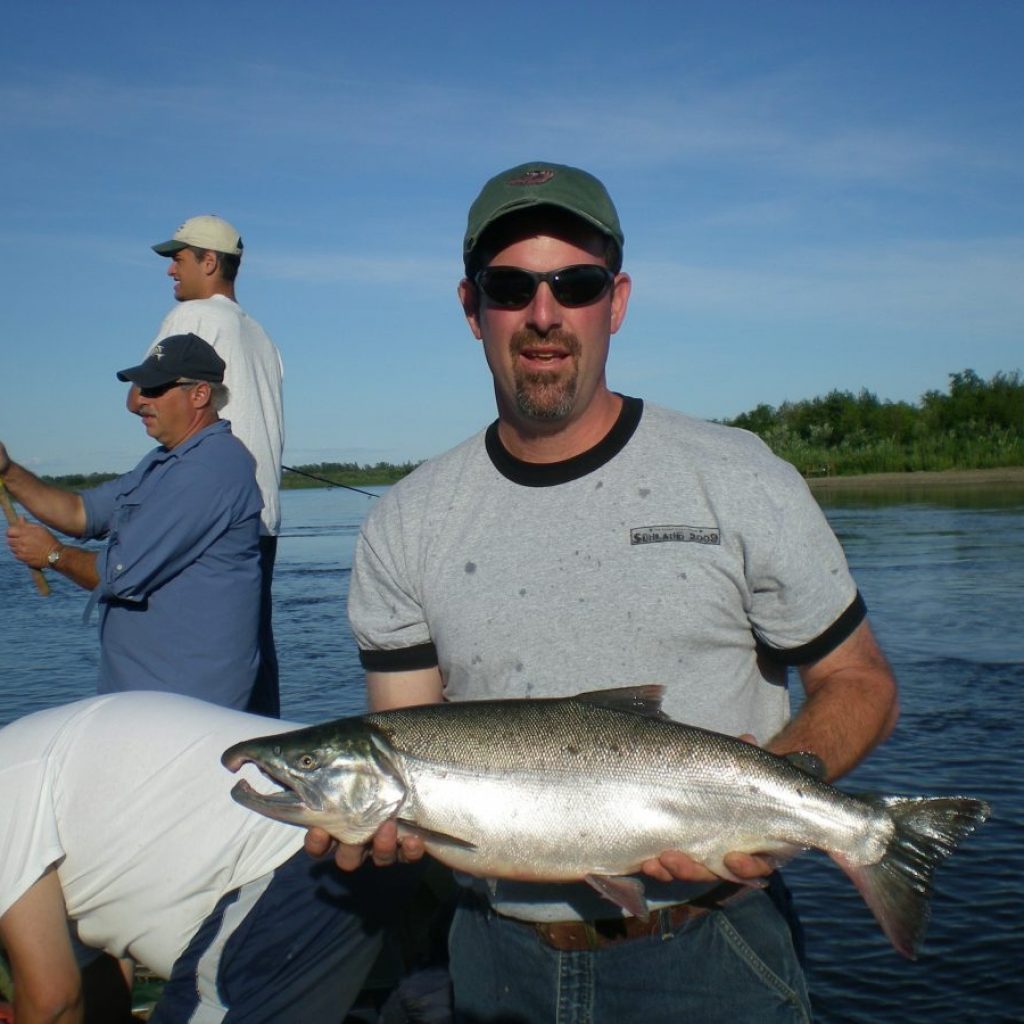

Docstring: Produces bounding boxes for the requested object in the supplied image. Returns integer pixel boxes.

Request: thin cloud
[634,237,1024,330]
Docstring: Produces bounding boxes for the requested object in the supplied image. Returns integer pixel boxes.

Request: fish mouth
[222,748,325,815]
[229,776,312,811]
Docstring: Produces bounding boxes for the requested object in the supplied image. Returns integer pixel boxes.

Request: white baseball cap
[152,215,243,256]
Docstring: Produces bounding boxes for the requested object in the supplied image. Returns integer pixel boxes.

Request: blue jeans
[449,888,811,1024]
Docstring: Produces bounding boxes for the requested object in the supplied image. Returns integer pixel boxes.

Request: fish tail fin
[840,795,990,959]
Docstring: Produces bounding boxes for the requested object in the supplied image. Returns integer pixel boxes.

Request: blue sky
[2,1,1021,476]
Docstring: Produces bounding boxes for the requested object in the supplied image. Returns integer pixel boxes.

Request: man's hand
[641,848,776,884]
[304,821,426,871]
[6,521,59,570]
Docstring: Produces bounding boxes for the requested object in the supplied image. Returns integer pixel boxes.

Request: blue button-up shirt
[81,420,263,708]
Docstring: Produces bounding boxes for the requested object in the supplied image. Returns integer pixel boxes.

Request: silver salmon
[222,686,989,958]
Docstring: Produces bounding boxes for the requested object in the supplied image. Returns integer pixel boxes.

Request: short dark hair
[466,207,622,278]
[185,245,242,283]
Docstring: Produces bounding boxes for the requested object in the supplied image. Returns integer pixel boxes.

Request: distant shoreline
[805,466,1024,491]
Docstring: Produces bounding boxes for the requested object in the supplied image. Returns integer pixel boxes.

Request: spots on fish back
[465,561,477,574]
[638,487,650,498]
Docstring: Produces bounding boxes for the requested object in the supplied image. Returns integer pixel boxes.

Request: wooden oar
[0,479,50,596]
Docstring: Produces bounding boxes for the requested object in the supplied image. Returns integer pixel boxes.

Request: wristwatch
[46,545,63,567]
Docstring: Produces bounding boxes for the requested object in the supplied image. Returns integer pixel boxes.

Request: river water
[1,483,1021,1022]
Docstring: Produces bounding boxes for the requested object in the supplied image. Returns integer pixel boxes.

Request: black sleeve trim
[358,642,439,672]
[758,592,868,667]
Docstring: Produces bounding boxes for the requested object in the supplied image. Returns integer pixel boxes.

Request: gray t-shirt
[348,397,863,920]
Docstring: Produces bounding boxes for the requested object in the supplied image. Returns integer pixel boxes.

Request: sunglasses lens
[477,265,613,309]
[139,381,192,399]
[477,268,538,308]
[551,265,612,307]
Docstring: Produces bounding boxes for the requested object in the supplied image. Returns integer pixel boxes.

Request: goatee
[510,328,581,421]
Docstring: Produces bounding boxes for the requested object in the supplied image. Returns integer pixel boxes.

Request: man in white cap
[151,215,285,717]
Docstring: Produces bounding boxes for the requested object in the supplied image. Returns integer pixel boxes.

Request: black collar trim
[484,396,644,487]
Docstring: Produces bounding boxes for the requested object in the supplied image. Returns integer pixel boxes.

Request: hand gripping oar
[0,479,50,596]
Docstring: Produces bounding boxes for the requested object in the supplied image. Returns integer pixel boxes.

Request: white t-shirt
[0,692,303,976]
[153,295,284,535]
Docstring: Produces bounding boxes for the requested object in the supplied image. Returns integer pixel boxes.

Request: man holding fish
[301,162,906,1021]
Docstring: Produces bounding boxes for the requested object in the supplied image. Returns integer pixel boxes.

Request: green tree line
[726,368,1024,476]
[40,368,1024,489]
[279,461,422,489]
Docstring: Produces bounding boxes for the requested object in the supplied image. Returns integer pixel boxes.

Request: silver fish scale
[229,691,987,954]
[368,697,731,773]
[365,697,889,874]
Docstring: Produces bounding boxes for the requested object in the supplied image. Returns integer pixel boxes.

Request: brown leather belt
[528,881,745,952]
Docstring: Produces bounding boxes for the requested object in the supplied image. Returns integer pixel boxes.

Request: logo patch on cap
[508,169,555,187]
[153,343,165,360]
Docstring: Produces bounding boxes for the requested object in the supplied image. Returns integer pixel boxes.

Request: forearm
[0,462,86,537]
[767,621,900,781]
[367,668,444,711]
[6,526,99,592]
[48,545,100,592]
[9,992,83,1024]
[0,871,84,1024]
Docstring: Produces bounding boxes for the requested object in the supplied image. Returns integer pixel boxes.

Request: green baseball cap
[463,162,623,273]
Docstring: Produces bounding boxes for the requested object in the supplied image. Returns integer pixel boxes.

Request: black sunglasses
[137,381,196,400]
[474,264,614,310]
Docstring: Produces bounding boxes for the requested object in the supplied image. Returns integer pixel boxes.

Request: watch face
[48,549,60,565]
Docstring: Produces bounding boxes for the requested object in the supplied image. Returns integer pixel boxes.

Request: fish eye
[298,754,318,769]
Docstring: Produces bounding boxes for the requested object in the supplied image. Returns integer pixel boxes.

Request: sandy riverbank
[805,466,1024,491]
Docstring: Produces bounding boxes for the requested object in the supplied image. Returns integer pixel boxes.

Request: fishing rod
[282,465,379,498]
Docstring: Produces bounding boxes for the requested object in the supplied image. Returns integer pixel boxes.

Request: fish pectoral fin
[584,874,651,920]
[396,820,478,851]
[783,751,827,780]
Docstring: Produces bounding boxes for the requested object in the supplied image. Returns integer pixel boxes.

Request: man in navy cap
[1,333,263,710]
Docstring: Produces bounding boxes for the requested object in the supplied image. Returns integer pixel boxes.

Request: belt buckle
[533,912,658,951]
[532,898,725,952]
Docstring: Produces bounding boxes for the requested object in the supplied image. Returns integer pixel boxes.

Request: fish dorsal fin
[571,685,668,720]
[584,873,651,920]
[784,751,827,780]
